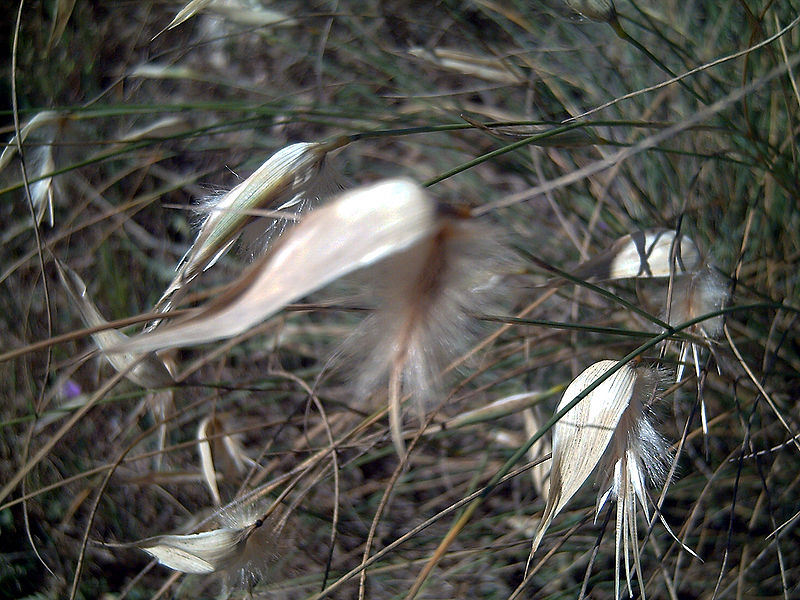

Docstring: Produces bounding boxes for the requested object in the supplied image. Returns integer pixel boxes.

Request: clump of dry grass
[2,2,800,599]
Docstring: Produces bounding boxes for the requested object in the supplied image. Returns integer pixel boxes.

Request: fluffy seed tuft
[342,213,510,454]
[530,360,671,599]
[151,140,344,319]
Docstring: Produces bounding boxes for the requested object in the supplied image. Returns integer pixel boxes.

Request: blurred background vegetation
[1,1,799,598]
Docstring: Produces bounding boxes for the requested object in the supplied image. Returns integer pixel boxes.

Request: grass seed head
[136,525,256,574]
[664,266,728,339]
[117,177,438,354]
[530,360,670,598]
[55,259,174,388]
[216,504,290,591]
[531,360,637,556]
[1,110,62,227]
[0,110,61,172]
[573,229,702,281]
[152,140,344,316]
[523,406,552,499]
[135,504,287,589]
[197,414,251,505]
[29,142,55,227]
[661,266,729,387]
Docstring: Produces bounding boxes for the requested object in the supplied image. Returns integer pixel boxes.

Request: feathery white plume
[115,177,438,354]
[664,267,728,381]
[346,213,508,455]
[662,266,729,435]
[530,360,671,599]
[151,140,345,318]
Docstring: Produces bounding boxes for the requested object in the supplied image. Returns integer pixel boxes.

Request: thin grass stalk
[474,50,800,216]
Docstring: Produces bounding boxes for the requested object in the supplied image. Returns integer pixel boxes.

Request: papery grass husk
[28,140,56,227]
[54,259,175,389]
[665,266,729,381]
[530,360,637,557]
[595,366,670,600]
[132,501,292,595]
[530,360,672,599]
[572,229,703,282]
[1,110,63,227]
[158,0,294,34]
[136,525,257,574]
[150,139,345,322]
[0,110,61,172]
[115,177,438,355]
[523,405,553,499]
[662,266,729,436]
[197,413,252,506]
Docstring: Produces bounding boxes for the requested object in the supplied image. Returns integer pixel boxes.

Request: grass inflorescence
[1,2,799,599]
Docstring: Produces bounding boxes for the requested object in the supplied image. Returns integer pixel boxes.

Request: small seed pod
[572,229,703,282]
[116,178,439,355]
[530,360,670,599]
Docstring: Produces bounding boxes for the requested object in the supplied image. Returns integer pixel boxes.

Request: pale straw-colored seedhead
[661,266,728,388]
[120,116,191,142]
[0,110,61,172]
[573,229,702,281]
[134,502,289,598]
[531,360,636,554]
[158,0,295,34]
[662,267,729,436]
[523,406,552,499]
[28,143,56,227]
[197,414,252,505]
[134,501,288,590]
[116,177,438,355]
[530,360,670,599]
[151,140,345,317]
[137,525,256,574]
[1,110,63,227]
[664,266,728,341]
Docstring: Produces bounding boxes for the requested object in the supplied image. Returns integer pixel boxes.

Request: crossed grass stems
[3,2,800,599]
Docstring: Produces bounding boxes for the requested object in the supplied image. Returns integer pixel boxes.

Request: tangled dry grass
[2,1,800,599]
